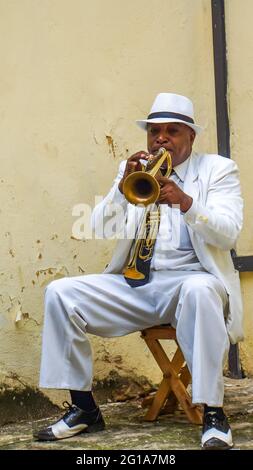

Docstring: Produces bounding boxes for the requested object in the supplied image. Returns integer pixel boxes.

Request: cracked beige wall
[0,0,251,403]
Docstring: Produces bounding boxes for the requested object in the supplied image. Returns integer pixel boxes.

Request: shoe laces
[204,411,226,428]
[62,400,99,417]
[206,413,219,427]
[62,400,78,417]
[63,400,74,409]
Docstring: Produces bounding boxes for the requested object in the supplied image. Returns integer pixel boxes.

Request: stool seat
[141,325,202,425]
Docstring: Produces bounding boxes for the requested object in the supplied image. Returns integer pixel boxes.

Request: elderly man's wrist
[180,195,193,213]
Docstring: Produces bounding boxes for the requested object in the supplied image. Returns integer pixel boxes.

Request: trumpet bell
[123,171,160,206]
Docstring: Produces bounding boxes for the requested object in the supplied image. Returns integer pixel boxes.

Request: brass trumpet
[122,147,172,206]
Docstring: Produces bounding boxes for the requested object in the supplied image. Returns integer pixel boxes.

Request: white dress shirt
[151,157,205,271]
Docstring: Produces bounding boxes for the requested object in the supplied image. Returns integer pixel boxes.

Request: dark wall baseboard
[233,256,253,272]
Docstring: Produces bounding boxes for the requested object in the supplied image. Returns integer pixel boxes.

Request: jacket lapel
[183,152,200,202]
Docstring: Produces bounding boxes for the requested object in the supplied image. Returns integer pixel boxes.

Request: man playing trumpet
[35,93,243,450]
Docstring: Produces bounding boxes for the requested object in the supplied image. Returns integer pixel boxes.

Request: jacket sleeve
[91,160,129,239]
[183,158,243,250]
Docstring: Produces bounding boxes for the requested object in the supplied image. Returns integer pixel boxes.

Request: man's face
[147,122,196,167]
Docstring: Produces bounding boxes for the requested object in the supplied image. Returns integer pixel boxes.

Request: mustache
[152,146,173,154]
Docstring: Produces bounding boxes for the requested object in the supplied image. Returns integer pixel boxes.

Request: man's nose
[156,133,169,143]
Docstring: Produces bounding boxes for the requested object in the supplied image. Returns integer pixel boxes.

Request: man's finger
[128,162,138,173]
[158,176,175,183]
[130,152,149,162]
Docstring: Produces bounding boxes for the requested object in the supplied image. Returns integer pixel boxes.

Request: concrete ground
[1,377,253,450]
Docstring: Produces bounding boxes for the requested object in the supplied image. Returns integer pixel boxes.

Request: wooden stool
[141,325,202,425]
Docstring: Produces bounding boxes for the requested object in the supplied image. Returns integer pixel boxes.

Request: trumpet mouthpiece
[156,147,166,156]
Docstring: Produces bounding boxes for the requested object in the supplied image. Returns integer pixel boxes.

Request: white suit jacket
[91,152,244,344]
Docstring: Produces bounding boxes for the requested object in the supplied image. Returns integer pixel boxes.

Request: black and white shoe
[201,411,233,450]
[33,401,105,441]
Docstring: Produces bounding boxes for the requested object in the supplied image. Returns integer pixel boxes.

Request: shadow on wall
[0,370,156,425]
[0,373,60,426]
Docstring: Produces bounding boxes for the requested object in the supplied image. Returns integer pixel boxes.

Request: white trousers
[39,270,229,406]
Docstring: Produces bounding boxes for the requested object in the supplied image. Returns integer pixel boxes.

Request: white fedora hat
[136,93,203,135]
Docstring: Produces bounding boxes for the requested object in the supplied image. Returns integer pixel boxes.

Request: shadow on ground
[1,377,253,450]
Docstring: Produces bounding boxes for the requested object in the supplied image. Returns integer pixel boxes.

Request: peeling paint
[35,266,69,286]
[105,135,116,159]
[15,308,23,324]
[78,266,85,273]
[70,234,86,242]
[6,300,28,328]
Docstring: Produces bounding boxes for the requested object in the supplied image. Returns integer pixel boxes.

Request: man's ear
[190,130,196,144]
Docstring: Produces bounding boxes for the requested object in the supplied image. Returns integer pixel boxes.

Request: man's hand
[156,176,193,213]
[118,151,149,194]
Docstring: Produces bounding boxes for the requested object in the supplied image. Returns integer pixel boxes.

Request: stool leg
[142,336,202,425]
[163,364,191,414]
[170,375,203,425]
[144,377,172,421]
[162,393,179,414]
[143,338,184,421]
[179,364,191,387]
